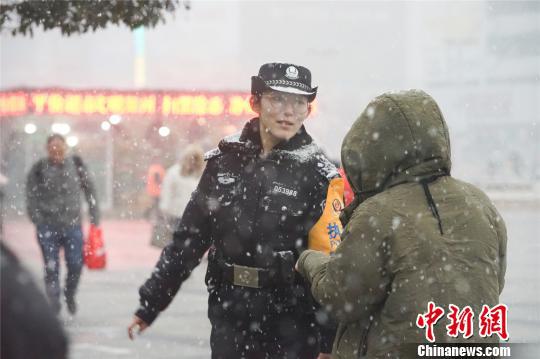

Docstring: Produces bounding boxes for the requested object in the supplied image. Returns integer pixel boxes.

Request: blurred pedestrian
[0,171,8,241]
[151,145,204,248]
[297,90,507,358]
[144,155,165,222]
[25,133,100,315]
[1,242,68,359]
[128,62,345,358]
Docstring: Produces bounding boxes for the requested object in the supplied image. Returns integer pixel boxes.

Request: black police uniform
[136,118,339,358]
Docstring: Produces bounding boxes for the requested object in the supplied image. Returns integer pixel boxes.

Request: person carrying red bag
[26,134,101,315]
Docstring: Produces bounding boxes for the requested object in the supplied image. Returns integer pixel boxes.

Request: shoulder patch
[204,147,222,161]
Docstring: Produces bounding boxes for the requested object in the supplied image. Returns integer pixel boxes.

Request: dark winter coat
[26,155,100,227]
[297,90,507,358]
[136,118,340,349]
[1,242,68,359]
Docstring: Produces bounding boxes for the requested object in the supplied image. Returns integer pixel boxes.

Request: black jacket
[1,243,68,359]
[26,155,100,227]
[137,118,339,334]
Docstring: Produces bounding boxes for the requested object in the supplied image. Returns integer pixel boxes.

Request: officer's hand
[317,353,332,359]
[127,315,149,340]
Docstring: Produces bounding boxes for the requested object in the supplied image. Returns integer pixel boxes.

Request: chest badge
[272,182,298,198]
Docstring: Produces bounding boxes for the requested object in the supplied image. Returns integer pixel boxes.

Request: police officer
[128,63,344,358]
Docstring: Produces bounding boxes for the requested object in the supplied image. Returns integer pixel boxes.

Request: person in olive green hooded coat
[297,90,507,358]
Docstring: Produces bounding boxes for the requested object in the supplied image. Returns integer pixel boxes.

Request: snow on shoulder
[204,147,221,161]
[221,132,242,145]
[275,143,339,180]
[204,132,242,161]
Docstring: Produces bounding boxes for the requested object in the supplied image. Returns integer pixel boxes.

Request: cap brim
[267,85,316,96]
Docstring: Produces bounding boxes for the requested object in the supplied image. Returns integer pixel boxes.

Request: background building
[1,1,539,216]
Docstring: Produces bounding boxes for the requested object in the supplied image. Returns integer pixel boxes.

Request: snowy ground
[3,203,539,358]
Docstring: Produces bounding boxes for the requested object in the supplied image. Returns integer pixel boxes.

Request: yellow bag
[308,177,344,254]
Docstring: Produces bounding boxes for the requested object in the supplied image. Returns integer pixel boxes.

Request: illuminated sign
[0,91,28,116]
[0,89,256,119]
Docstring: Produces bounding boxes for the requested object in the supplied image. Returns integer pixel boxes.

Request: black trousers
[208,287,320,359]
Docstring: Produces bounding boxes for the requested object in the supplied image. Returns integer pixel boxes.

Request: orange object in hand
[308,177,344,254]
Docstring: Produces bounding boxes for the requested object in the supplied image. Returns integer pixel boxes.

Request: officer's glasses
[263,93,309,115]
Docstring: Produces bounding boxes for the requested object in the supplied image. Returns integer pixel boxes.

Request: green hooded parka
[297,90,507,358]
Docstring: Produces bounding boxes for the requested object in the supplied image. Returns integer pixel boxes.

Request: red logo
[479,304,509,341]
[416,302,509,342]
[416,301,445,343]
[446,304,474,339]
[332,199,343,214]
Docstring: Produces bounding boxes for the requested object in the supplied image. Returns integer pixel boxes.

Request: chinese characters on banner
[416,301,509,342]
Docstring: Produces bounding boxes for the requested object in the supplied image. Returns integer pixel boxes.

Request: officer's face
[47,138,66,164]
[254,91,310,142]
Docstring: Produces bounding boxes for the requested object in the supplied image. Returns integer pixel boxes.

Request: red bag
[83,225,107,269]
